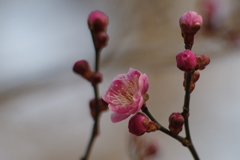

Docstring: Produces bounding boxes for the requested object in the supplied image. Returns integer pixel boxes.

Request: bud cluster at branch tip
[179,11,203,47]
[88,10,109,49]
[169,113,184,135]
[128,113,158,136]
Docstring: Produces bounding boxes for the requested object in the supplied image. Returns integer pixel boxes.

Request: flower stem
[141,106,186,144]
[81,41,101,160]
[181,71,200,160]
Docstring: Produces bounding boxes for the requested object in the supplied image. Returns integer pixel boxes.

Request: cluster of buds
[176,11,210,93]
[89,98,108,118]
[88,10,109,49]
[73,60,103,85]
[128,113,158,136]
[168,113,184,135]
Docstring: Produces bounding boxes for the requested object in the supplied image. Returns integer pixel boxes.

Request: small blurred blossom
[128,135,159,160]
[102,68,149,123]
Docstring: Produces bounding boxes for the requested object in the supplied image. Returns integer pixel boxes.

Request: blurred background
[1,0,240,159]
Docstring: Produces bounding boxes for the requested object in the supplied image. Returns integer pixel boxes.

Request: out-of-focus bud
[94,32,109,49]
[197,55,211,70]
[176,50,197,72]
[88,10,108,32]
[144,141,159,157]
[179,11,203,46]
[169,113,184,135]
[73,60,92,80]
[128,113,158,136]
[90,72,103,85]
[183,80,196,93]
[184,70,200,83]
[89,98,108,118]
[192,70,200,82]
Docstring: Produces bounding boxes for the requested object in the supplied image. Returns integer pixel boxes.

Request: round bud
[176,50,197,72]
[128,113,149,136]
[73,60,92,80]
[94,32,109,49]
[179,11,203,33]
[88,10,108,32]
[169,113,184,135]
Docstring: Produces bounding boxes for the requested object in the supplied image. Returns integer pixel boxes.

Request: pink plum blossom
[102,68,149,123]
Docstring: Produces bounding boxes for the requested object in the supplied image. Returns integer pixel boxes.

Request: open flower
[102,68,149,123]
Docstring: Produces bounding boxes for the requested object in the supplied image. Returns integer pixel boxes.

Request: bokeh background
[1,0,240,159]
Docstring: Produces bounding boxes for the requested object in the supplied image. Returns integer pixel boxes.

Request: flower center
[109,75,139,105]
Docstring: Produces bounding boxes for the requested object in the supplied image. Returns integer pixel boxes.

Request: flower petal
[111,112,130,123]
[138,73,149,94]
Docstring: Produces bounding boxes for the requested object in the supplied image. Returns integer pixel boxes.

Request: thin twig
[81,40,101,160]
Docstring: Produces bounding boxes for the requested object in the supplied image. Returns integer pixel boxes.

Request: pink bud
[176,50,197,72]
[90,72,103,85]
[93,32,109,49]
[179,11,203,45]
[73,60,92,80]
[169,113,184,135]
[88,10,108,32]
[180,11,203,29]
[128,113,158,136]
[128,113,150,136]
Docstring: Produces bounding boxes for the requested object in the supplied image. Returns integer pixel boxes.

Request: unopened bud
[90,72,103,85]
[94,32,109,49]
[179,11,203,45]
[183,80,196,93]
[73,60,92,80]
[89,98,108,118]
[197,55,210,70]
[88,10,108,32]
[169,113,184,135]
[184,70,200,83]
[192,70,200,82]
[128,113,158,136]
[176,50,197,72]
